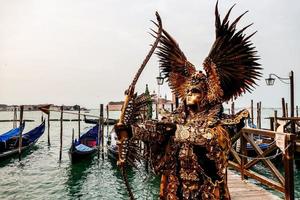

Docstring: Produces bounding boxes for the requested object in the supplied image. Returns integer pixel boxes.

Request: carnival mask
[186,71,208,106]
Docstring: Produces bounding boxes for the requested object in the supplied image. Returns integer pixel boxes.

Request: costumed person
[115,2,262,200]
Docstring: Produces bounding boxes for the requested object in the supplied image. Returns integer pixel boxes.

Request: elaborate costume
[116,2,261,199]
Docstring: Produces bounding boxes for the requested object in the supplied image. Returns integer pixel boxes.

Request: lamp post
[265,70,295,134]
[156,72,164,119]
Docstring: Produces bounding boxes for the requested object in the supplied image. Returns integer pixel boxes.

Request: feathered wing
[155,29,196,100]
[204,2,262,103]
[124,92,154,125]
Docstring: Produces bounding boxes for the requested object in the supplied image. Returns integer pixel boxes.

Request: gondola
[107,129,136,167]
[68,124,100,163]
[0,121,45,161]
[0,125,24,152]
[83,115,117,125]
[246,142,270,156]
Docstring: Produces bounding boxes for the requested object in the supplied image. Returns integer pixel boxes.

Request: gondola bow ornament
[115,12,163,200]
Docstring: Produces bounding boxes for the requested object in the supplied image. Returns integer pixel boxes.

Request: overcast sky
[0,0,299,109]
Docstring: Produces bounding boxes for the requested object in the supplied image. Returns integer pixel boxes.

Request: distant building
[107,101,124,111]
[0,104,8,111]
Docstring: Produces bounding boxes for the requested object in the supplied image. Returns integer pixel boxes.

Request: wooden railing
[229,127,296,200]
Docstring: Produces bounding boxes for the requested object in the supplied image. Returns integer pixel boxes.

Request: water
[0,110,160,200]
[0,109,299,199]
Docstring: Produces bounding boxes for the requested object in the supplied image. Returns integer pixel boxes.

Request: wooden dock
[228,170,281,200]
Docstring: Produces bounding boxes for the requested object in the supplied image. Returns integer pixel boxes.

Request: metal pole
[290,70,295,135]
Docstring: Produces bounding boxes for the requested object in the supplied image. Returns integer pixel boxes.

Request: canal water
[0,108,299,199]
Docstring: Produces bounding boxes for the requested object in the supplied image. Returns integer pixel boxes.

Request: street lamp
[155,72,164,119]
[156,72,164,86]
[265,70,295,134]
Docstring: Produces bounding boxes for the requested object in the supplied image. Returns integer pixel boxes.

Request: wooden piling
[171,103,174,112]
[47,111,51,146]
[72,128,74,144]
[284,134,296,200]
[18,105,24,161]
[296,106,299,117]
[282,98,286,117]
[144,143,149,173]
[250,100,254,125]
[97,105,101,159]
[240,132,247,180]
[286,103,289,117]
[274,110,278,131]
[59,106,63,162]
[256,102,262,129]
[13,106,17,128]
[155,102,158,119]
[78,106,81,138]
[175,96,179,109]
[231,101,235,115]
[100,104,104,160]
[106,105,110,141]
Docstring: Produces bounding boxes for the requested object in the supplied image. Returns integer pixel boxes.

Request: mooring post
[231,101,235,115]
[240,130,247,180]
[274,110,278,131]
[284,134,296,200]
[41,114,44,122]
[250,100,254,125]
[175,96,179,109]
[106,105,110,142]
[286,102,289,117]
[145,142,149,173]
[296,106,299,117]
[72,128,74,143]
[59,105,63,162]
[47,110,51,146]
[257,102,261,129]
[282,98,286,117]
[171,103,174,112]
[13,106,17,128]
[78,106,81,139]
[18,105,24,161]
[100,104,104,160]
[97,105,101,159]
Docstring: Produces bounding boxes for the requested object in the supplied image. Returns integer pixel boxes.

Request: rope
[235,143,291,160]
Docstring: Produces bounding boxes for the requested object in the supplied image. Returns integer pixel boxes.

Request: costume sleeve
[132,120,176,144]
[220,109,249,138]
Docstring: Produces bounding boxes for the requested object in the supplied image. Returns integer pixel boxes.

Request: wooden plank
[243,127,294,140]
[228,170,281,200]
[243,132,285,185]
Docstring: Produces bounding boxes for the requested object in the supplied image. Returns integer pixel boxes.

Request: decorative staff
[116,12,163,200]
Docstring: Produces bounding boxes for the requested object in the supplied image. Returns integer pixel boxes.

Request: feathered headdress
[155,2,262,104]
